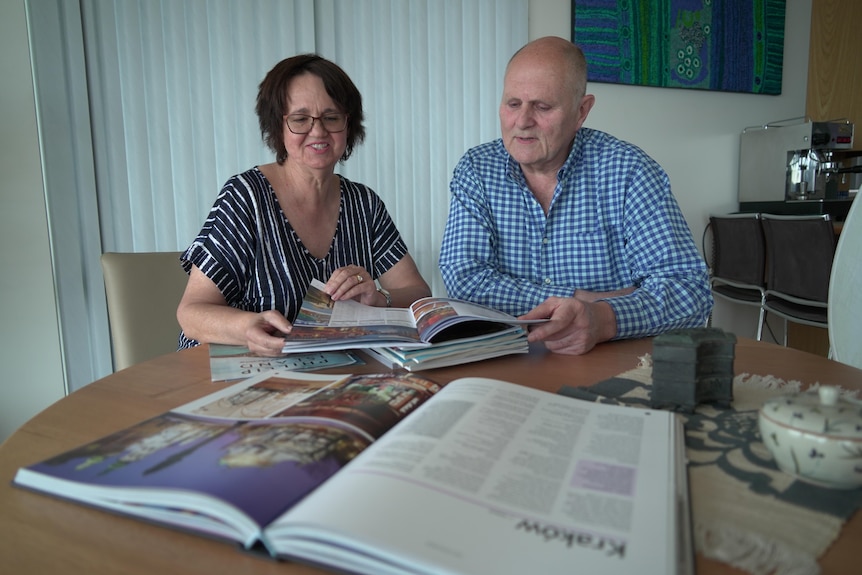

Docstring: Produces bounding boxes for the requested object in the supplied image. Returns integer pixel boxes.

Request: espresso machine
[738,118,859,219]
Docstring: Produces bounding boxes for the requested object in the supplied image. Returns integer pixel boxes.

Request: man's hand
[518,297,618,355]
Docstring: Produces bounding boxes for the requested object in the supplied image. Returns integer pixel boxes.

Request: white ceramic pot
[758,386,862,489]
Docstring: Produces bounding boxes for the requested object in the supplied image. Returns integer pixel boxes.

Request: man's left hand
[519,297,618,355]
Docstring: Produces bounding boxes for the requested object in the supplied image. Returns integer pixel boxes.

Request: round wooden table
[1,337,860,574]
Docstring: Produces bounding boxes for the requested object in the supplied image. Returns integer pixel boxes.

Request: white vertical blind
[85,0,526,294]
[318,0,528,294]
[83,0,317,251]
[26,0,106,392]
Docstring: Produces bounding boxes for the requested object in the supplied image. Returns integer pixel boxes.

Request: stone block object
[650,327,736,412]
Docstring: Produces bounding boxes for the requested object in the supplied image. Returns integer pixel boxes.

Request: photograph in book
[282,279,544,353]
[13,370,441,548]
[208,343,363,381]
[18,412,370,534]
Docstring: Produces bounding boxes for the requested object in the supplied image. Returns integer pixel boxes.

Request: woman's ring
[355,274,364,283]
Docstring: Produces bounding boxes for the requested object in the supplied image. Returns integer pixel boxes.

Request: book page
[282,280,426,351]
[266,377,687,575]
[294,279,415,328]
[284,280,542,351]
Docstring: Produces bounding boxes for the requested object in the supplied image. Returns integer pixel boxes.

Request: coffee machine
[738,118,859,219]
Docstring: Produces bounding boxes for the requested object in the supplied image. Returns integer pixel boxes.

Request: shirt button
[544,278,551,285]
[542,237,549,245]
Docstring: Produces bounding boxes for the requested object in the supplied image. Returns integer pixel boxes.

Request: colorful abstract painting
[573,0,786,94]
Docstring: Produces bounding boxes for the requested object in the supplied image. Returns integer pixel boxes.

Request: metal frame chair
[707,212,767,340]
[760,213,836,349]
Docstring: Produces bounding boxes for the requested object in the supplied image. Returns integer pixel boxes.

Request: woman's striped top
[177,167,407,350]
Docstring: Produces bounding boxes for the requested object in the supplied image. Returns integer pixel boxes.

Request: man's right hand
[518,296,619,355]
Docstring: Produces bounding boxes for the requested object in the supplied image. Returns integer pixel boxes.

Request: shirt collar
[501,130,587,185]
[557,130,587,181]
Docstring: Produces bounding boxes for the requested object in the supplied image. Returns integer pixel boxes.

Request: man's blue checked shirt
[439,128,713,340]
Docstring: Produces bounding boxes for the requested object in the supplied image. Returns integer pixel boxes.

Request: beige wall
[0,0,66,443]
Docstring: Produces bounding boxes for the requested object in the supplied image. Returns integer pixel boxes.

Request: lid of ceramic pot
[760,386,862,439]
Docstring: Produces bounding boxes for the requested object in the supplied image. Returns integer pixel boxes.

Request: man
[439,36,712,355]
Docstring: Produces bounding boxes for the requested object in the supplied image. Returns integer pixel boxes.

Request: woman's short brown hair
[256,54,366,164]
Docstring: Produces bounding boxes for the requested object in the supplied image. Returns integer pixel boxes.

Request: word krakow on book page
[265,377,691,575]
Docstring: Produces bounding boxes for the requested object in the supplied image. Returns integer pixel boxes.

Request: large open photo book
[264,377,693,575]
[14,371,692,575]
[13,370,440,548]
[282,279,541,355]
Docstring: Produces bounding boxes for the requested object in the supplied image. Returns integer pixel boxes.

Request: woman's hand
[243,310,294,356]
[323,255,432,308]
[177,265,294,355]
[324,266,385,306]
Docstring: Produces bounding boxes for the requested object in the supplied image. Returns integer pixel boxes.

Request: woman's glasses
[284,113,348,134]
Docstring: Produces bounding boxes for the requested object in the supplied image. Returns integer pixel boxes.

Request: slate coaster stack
[650,327,736,412]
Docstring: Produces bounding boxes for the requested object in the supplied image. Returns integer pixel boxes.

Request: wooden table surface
[2,337,860,574]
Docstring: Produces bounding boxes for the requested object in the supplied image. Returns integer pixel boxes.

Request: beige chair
[828,196,862,369]
[100,252,188,371]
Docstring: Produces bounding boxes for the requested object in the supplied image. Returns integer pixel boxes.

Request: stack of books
[366,326,528,371]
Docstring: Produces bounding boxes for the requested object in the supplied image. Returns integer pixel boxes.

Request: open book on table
[14,370,440,549]
[281,279,544,354]
[14,371,693,575]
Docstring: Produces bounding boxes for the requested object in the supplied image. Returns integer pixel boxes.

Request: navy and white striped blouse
[178,167,407,350]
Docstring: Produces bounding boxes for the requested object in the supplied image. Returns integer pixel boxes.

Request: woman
[177,54,430,356]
